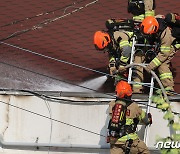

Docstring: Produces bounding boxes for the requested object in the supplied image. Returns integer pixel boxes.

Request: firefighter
[98,19,153,93]
[140,16,180,94]
[165,13,180,27]
[93,30,134,83]
[107,80,152,154]
[128,0,156,22]
[127,0,156,93]
[132,33,157,94]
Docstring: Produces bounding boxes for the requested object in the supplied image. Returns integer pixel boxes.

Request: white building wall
[0,94,178,154]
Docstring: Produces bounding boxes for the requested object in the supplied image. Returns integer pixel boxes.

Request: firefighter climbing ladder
[127,37,155,145]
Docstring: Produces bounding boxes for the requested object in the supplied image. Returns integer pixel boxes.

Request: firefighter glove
[143,112,152,125]
[118,65,126,73]
[109,63,117,75]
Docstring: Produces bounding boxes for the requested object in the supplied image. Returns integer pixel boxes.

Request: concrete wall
[0,94,179,154]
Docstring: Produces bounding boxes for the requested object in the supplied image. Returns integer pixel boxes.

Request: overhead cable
[0,0,99,42]
[0,0,86,27]
[0,41,178,97]
[0,88,179,114]
[0,100,106,138]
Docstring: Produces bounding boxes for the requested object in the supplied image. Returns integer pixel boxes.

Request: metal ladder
[127,37,155,145]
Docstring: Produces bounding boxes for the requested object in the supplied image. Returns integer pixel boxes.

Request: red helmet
[140,16,159,34]
[93,31,111,50]
[115,81,132,98]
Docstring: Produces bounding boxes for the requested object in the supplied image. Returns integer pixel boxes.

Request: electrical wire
[44,99,53,154]
[0,44,179,113]
[0,59,120,103]
[0,61,109,94]
[0,100,106,138]
[0,2,179,151]
[0,41,107,76]
[0,42,179,114]
[0,0,86,28]
[0,92,179,153]
[0,67,178,144]
[0,87,179,114]
[0,0,99,42]
[0,0,178,97]
[0,100,160,153]
[0,41,179,97]
[0,3,179,114]
[0,94,178,147]
[0,87,124,103]
[0,1,178,97]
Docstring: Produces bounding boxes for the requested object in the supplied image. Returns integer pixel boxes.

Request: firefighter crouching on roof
[127,0,156,93]
[140,16,180,95]
[107,81,152,154]
[93,28,134,83]
[128,0,155,22]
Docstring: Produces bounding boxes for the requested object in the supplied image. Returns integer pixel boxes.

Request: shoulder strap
[115,97,133,107]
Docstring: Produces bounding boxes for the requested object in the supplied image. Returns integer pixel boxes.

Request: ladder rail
[126,38,155,145]
[143,76,154,145]
[128,37,136,83]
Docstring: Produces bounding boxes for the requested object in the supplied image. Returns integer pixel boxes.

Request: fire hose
[124,63,170,104]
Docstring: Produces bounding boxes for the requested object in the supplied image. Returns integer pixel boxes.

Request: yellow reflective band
[165,86,173,91]
[120,56,129,63]
[145,10,155,17]
[120,113,124,121]
[133,84,143,88]
[120,40,129,47]
[127,32,134,38]
[160,46,171,53]
[118,133,138,141]
[126,118,134,125]
[133,14,145,21]
[152,58,161,67]
[109,57,115,63]
[129,42,132,46]
[139,110,145,121]
[175,44,180,49]
[160,73,173,80]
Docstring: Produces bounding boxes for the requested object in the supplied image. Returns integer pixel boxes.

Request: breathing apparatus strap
[108,99,135,138]
[125,139,133,154]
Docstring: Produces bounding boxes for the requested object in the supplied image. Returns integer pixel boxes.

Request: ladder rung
[128,82,153,86]
[134,44,156,47]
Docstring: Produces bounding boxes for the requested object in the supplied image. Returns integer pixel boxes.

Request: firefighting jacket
[147,27,178,71]
[109,100,149,143]
[144,0,155,17]
[109,31,134,67]
[133,0,155,21]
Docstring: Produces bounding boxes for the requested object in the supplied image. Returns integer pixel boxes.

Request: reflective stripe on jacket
[109,100,146,143]
[109,31,134,64]
[148,27,176,70]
